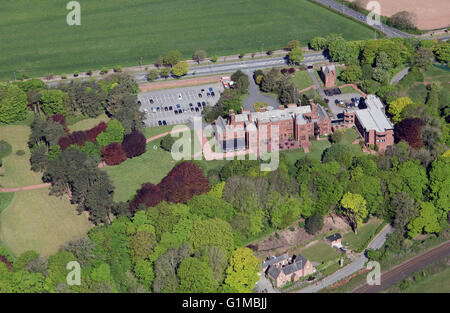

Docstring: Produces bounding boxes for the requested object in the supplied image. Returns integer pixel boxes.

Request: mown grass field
[0,125,44,188]
[343,219,383,252]
[292,70,314,90]
[0,188,92,257]
[301,241,339,263]
[0,0,375,79]
[400,267,450,293]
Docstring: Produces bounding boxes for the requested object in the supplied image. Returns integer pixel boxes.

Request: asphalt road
[294,224,395,293]
[134,53,327,83]
[353,241,450,293]
[314,0,410,38]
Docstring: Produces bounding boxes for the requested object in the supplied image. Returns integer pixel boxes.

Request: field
[301,242,339,263]
[343,219,383,252]
[0,188,92,257]
[348,0,450,30]
[400,267,450,293]
[0,125,44,188]
[292,70,314,90]
[0,0,375,79]
[104,137,178,202]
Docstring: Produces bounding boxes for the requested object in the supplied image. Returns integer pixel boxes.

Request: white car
[178,94,182,100]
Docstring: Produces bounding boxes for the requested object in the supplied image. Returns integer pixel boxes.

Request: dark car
[190,107,194,112]
[202,102,206,107]
[209,87,213,92]
[211,92,215,97]
[164,107,168,111]
[162,120,167,125]
[149,99,154,104]
[174,110,178,115]
[158,120,162,126]
[169,106,173,111]
[206,92,211,97]
[189,103,193,107]
[197,102,201,107]
[198,93,202,98]
[195,107,199,112]
[178,109,183,114]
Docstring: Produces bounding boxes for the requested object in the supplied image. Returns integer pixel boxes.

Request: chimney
[229,109,235,124]
[309,99,317,118]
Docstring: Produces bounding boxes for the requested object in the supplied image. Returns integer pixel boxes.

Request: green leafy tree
[286,40,301,51]
[388,97,413,123]
[287,47,304,65]
[309,36,327,51]
[178,257,217,292]
[133,259,154,290]
[340,65,362,83]
[159,67,172,79]
[189,218,234,253]
[147,69,160,81]
[172,61,189,77]
[224,248,260,293]
[164,50,182,67]
[340,192,368,233]
[193,50,207,63]
[407,202,441,238]
[40,89,68,115]
[0,83,28,123]
[305,212,324,235]
[96,119,125,147]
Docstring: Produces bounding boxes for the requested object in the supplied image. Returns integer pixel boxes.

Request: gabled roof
[355,95,393,133]
[326,233,342,242]
[262,253,289,268]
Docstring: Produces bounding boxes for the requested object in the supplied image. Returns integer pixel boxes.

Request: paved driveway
[294,224,395,293]
[242,71,280,112]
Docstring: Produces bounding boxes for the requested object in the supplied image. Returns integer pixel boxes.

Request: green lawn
[68,114,110,132]
[343,219,383,252]
[0,188,92,257]
[292,70,314,90]
[339,85,359,94]
[281,139,331,166]
[301,242,339,263]
[0,125,44,188]
[0,0,375,79]
[0,193,14,214]
[401,267,450,293]
[104,137,178,202]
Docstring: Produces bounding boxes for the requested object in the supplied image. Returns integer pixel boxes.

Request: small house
[326,233,342,249]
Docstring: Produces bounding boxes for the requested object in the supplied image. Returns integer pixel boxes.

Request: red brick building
[264,254,315,288]
[339,95,394,152]
[321,65,336,88]
[214,100,331,154]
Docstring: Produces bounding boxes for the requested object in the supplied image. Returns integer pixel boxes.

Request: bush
[73,71,79,77]
[0,140,12,159]
[305,212,324,235]
[100,67,109,75]
[113,66,122,73]
[122,131,146,158]
[61,74,67,79]
[160,135,176,152]
[16,149,25,156]
[101,142,127,166]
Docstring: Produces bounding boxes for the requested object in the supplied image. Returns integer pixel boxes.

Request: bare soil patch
[350,0,450,30]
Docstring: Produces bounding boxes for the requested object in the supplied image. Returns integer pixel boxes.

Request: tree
[392,192,418,232]
[154,55,164,68]
[189,218,234,253]
[407,202,441,238]
[387,11,418,32]
[375,51,392,70]
[178,257,216,292]
[433,41,450,63]
[160,135,176,152]
[159,67,172,79]
[388,97,413,123]
[121,131,146,158]
[305,212,324,235]
[372,67,390,83]
[147,69,159,81]
[231,70,250,94]
[0,83,28,123]
[429,155,450,213]
[164,50,182,67]
[129,231,156,262]
[411,47,434,70]
[224,248,260,293]
[286,40,300,51]
[309,36,327,51]
[339,65,362,83]
[133,259,154,290]
[322,143,353,168]
[340,192,368,233]
[187,193,235,222]
[394,118,425,149]
[40,89,68,115]
[172,61,189,77]
[96,119,125,147]
[129,183,163,215]
[287,47,304,65]
[193,50,207,63]
[101,142,127,165]
[158,162,210,203]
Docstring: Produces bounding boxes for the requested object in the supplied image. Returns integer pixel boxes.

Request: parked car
[211,92,215,97]
[158,120,162,126]
[198,93,202,98]
[209,87,213,92]
[164,107,168,111]
[169,106,173,111]
[178,94,182,100]
[149,98,154,104]
[162,120,167,125]
[176,103,181,108]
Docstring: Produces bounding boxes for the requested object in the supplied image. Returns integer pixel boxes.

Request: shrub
[73,71,79,77]
[86,69,93,76]
[100,67,109,75]
[160,135,175,152]
[61,74,67,79]
[122,131,146,158]
[0,140,12,159]
[129,183,163,214]
[47,114,67,129]
[305,212,324,235]
[86,122,107,142]
[113,66,122,73]
[15,150,25,156]
[101,142,127,166]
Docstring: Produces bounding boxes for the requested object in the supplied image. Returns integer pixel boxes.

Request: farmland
[0,0,375,79]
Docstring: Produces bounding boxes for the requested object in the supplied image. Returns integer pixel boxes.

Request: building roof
[282,254,308,275]
[322,65,336,75]
[326,233,342,242]
[355,95,393,133]
[262,253,289,269]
